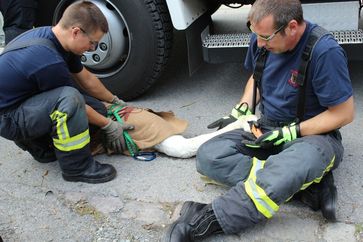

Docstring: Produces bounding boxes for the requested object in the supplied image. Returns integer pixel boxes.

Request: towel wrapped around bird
[91,104,257,158]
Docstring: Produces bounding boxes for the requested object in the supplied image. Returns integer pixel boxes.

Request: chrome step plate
[202,33,251,48]
[202,29,363,48]
[331,29,363,44]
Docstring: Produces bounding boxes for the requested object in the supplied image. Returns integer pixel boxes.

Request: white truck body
[38,0,363,99]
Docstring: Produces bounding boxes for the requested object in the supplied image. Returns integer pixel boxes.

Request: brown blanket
[91,106,188,156]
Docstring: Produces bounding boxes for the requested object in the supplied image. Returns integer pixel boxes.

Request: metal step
[202,33,251,48]
[331,29,363,44]
[202,29,363,63]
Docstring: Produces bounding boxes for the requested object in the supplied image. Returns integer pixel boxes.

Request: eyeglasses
[78,27,99,51]
[247,21,287,42]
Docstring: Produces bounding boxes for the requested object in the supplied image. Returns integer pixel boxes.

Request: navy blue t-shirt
[244,22,353,122]
[0,26,83,110]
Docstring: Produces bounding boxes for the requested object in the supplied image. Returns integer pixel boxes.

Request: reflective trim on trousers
[50,110,90,152]
[244,157,279,218]
[300,155,335,191]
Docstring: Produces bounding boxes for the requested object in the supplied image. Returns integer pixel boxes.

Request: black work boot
[62,161,116,184]
[14,138,57,163]
[163,201,223,242]
[319,172,337,221]
[298,172,337,221]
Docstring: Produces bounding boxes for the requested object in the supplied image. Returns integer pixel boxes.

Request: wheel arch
[48,0,173,100]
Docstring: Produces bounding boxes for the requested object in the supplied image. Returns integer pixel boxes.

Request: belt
[258,116,295,128]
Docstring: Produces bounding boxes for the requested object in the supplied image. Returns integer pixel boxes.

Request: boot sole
[300,190,320,211]
[162,201,195,242]
[62,171,116,184]
[321,172,337,222]
[321,186,337,221]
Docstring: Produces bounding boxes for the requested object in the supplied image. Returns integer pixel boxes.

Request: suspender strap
[251,26,330,121]
[252,47,268,114]
[0,37,56,56]
[296,26,330,121]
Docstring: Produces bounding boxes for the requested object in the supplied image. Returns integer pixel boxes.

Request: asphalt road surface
[1,8,363,242]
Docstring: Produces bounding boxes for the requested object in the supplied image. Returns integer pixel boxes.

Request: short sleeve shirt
[0,26,83,110]
[244,22,353,122]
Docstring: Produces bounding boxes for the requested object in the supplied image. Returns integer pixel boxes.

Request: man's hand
[111,95,127,107]
[207,103,252,130]
[101,119,134,153]
[243,123,300,149]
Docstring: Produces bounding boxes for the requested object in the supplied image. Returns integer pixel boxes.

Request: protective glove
[243,123,300,149]
[101,119,134,153]
[207,102,252,130]
[111,95,127,107]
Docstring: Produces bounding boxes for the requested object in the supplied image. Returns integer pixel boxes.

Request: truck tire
[53,0,173,100]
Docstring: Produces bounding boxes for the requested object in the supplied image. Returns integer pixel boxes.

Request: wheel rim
[79,0,131,78]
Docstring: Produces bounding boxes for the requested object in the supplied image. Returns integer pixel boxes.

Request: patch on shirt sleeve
[288,69,299,88]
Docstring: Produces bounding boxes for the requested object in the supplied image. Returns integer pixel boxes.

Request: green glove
[101,119,134,153]
[207,102,252,130]
[111,95,127,107]
[243,123,300,149]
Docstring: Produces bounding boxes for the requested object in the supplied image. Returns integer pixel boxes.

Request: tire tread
[125,0,173,99]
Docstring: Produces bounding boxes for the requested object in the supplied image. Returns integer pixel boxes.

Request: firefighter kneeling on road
[0,1,134,183]
[163,0,355,241]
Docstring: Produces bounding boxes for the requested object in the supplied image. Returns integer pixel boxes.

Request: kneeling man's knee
[196,140,219,176]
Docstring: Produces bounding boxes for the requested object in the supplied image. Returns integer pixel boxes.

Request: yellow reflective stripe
[53,129,90,151]
[248,157,263,182]
[300,155,335,190]
[244,157,279,218]
[245,179,275,218]
[50,111,70,140]
[323,155,335,175]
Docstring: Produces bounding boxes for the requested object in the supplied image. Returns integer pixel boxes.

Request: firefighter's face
[71,27,104,54]
[249,15,289,54]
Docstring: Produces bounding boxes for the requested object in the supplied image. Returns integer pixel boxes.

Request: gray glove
[101,119,134,153]
[111,95,127,107]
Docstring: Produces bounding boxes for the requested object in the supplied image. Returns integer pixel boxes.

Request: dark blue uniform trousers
[196,128,343,234]
[0,86,106,175]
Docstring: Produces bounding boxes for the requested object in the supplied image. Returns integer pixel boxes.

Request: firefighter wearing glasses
[164,0,354,241]
[0,1,134,183]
